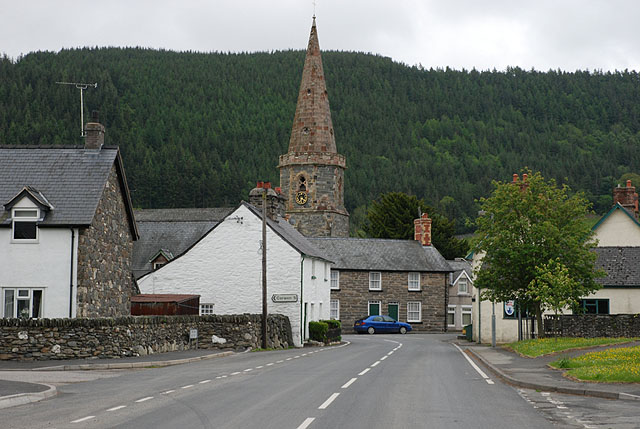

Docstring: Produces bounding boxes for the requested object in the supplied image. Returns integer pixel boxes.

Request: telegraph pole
[262,188,268,349]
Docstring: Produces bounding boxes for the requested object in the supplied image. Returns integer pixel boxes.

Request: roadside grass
[504,337,637,358]
[549,346,640,383]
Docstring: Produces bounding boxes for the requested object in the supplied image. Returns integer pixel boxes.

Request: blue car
[354,315,412,334]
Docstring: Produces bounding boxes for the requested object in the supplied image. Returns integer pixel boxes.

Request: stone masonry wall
[332,270,447,332]
[544,314,640,338]
[0,314,293,361]
[77,164,135,317]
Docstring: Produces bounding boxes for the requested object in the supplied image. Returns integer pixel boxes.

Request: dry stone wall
[543,314,640,337]
[0,314,292,361]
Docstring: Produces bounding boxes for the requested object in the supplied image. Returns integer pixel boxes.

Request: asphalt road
[1,334,557,428]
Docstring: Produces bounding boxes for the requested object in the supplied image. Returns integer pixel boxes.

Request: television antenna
[55,81,98,137]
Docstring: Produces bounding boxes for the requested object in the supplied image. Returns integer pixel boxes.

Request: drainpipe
[300,255,305,344]
[69,228,75,317]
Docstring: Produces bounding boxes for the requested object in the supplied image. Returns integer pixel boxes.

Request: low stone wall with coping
[0,314,293,361]
[543,314,640,337]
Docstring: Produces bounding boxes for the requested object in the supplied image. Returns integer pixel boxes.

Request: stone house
[0,119,138,319]
[136,184,333,347]
[310,213,452,332]
[446,258,474,331]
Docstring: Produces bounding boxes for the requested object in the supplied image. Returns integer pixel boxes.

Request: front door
[369,301,380,316]
[388,302,398,321]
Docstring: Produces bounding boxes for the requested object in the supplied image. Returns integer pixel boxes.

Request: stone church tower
[278,17,349,237]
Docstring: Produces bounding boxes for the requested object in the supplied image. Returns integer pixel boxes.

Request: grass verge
[504,337,637,358]
[549,345,640,383]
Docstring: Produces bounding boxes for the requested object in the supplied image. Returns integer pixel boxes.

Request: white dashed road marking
[107,405,126,412]
[200,379,211,384]
[318,393,340,410]
[297,417,316,429]
[244,368,253,372]
[371,361,380,367]
[181,384,194,389]
[136,396,154,403]
[161,390,175,395]
[71,416,95,423]
[358,368,371,376]
[231,371,241,375]
[342,378,357,389]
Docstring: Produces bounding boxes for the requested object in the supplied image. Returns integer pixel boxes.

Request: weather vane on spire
[313,0,316,18]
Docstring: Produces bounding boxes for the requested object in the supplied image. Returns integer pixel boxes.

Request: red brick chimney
[414,212,432,246]
[84,111,104,150]
[613,180,639,217]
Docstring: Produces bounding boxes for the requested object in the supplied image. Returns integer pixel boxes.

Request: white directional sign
[271,294,298,303]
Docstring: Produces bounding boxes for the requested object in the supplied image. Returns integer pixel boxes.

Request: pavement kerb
[20,350,234,372]
[0,384,56,410]
[465,347,639,402]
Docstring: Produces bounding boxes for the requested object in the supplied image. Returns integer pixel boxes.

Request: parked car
[354,315,412,334]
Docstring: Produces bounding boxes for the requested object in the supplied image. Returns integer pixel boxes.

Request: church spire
[287,16,337,154]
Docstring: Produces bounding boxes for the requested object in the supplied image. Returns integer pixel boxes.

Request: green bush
[309,321,328,342]
[323,319,341,330]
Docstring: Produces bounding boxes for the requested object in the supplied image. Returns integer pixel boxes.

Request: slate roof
[0,146,137,237]
[132,208,233,279]
[447,258,473,283]
[308,237,451,272]
[594,247,640,287]
[242,203,330,261]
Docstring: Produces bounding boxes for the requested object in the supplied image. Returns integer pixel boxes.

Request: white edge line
[341,378,357,389]
[297,417,315,429]
[71,416,95,423]
[452,343,492,381]
[318,392,340,410]
[358,368,370,376]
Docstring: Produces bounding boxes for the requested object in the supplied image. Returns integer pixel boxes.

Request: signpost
[271,294,298,303]
[189,328,198,349]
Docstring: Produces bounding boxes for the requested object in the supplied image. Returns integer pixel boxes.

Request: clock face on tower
[295,191,308,205]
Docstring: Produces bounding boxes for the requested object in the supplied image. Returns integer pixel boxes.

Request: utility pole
[262,188,268,349]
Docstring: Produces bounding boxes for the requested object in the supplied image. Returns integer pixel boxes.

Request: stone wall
[332,270,447,332]
[543,314,640,338]
[77,164,136,317]
[0,314,292,361]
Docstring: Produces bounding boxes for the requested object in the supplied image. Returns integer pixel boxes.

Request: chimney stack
[249,181,287,220]
[414,212,432,247]
[84,110,105,150]
[613,180,639,218]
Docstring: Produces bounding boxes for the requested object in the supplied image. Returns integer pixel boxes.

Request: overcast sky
[3,1,640,72]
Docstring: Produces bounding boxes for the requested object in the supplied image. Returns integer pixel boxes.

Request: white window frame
[447,305,456,327]
[311,259,316,279]
[330,270,340,290]
[408,272,421,291]
[199,303,214,315]
[461,305,472,326]
[458,278,469,294]
[368,300,381,316]
[369,272,382,291]
[11,208,40,243]
[330,299,339,320]
[407,301,422,322]
[3,287,44,318]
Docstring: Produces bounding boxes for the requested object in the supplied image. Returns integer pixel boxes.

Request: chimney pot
[523,173,528,181]
[264,182,271,189]
[627,180,632,188]
[512,174,518,183]
[257,181,263,188]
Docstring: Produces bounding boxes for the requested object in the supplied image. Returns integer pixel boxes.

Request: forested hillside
[2,48,640,233]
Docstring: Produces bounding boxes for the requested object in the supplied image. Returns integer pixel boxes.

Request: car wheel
[367,326,375,335]
[399,326,407,334]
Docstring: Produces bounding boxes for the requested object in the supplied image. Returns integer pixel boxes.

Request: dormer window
[12,209,39,242]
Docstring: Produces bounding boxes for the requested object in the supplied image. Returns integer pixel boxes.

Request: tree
[471,171,603,337]
[363,192,468,259]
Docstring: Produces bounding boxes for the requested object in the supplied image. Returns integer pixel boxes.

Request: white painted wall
[594,209,640,246]
[0,225,78,319]
[138,204,330,347]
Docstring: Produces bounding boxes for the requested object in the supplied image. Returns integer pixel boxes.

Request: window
[3,288,43,318]
[368,300,381,316]
[12,209,39,241]
[312,260,316,278]
[581,299,609,315]
[408,272,421,291]
[330,299,339,320]
[199,304,214,315]
[461,305,472,326]
[330,270,340,290]
[447,305,456,326]
[153,262,166,270]
[407,302,421,322]
[458,278,468,294]
[369,272,381,290]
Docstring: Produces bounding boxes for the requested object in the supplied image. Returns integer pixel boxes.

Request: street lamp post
[491,301,496,347]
